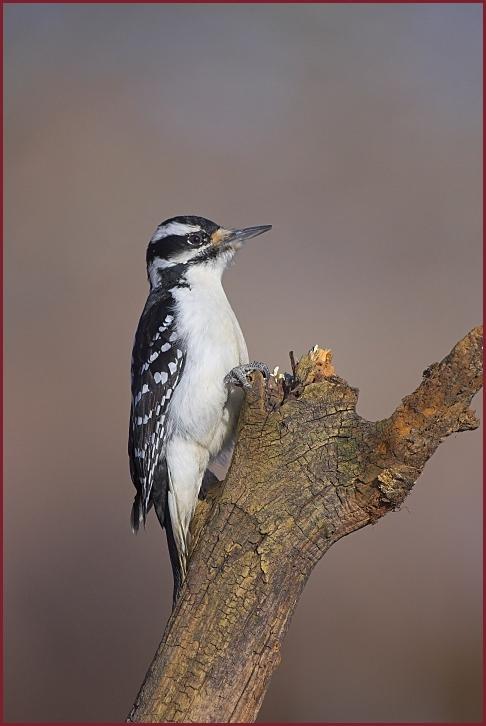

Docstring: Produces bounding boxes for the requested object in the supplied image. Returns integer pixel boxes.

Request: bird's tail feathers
[164,510,185,608]
[166,468,192,607]
[149,461,185,608]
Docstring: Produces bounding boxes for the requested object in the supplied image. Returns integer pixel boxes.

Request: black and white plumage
[129,215,271,602]
[129,282,183,527]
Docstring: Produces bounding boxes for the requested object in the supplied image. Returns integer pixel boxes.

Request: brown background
[4,4,482,723]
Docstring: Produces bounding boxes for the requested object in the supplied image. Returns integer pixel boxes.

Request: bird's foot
[224,361,270,390]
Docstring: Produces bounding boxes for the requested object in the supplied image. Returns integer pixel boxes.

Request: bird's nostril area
[210,228,228,246]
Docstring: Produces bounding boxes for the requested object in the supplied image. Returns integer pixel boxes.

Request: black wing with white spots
[129,287,185,531]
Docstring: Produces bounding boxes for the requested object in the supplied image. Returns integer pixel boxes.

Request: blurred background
[4,3,482,722]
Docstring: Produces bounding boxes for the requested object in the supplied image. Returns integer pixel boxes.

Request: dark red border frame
[1,1,484,725]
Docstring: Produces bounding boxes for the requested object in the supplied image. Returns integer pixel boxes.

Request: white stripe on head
[150,221,201,243]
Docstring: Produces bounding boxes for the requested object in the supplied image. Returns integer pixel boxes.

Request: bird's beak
[211,225,272,247]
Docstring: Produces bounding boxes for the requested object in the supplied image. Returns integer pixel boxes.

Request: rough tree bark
[128,326,482,723]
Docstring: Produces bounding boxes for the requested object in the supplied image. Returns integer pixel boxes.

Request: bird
[128,215,272,602]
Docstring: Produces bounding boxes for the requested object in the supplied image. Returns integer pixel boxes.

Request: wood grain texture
[128,326,482,723]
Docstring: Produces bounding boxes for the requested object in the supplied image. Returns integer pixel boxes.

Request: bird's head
[146,215,271,288]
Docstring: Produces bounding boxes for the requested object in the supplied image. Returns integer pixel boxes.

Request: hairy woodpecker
[129,215,271,601]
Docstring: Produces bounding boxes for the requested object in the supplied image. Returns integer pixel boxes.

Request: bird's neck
[149,259,227,292]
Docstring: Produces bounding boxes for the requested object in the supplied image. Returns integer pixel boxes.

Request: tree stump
[128,325,482,723]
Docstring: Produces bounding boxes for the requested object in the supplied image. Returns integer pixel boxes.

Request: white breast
[168,265,248,452]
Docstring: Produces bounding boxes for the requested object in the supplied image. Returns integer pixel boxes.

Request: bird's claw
[224,361,270,390]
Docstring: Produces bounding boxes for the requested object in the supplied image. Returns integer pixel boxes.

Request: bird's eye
[189,234,202,247]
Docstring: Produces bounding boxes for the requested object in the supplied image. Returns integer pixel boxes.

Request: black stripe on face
[146,234,190,266]
[188,243,233,266]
